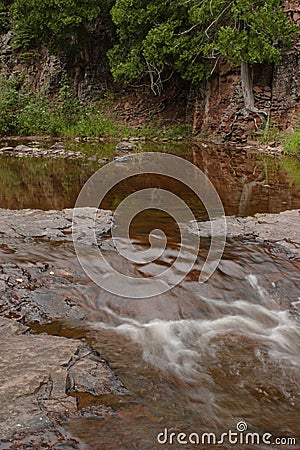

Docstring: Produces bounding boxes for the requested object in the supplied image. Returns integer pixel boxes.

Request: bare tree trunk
[240,61,267,119]
[241,61,255,111]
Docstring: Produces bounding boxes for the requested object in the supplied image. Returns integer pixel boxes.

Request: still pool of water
[0,141,299,215]
[0,141,300,449]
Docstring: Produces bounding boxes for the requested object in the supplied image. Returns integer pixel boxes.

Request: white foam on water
[91,291,300,423]
[93,298,300,379]
[246,273,268,301]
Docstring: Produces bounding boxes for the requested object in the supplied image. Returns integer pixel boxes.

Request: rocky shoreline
[0,135,289,159]
[0,207,113,242]
[2,207,298,253]
[0,142,83,159]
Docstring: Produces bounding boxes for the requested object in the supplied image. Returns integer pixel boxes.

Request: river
[0,141,299,449]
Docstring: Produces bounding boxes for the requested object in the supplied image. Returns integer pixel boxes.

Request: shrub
[283,129,300,155]
[0,75,22,135]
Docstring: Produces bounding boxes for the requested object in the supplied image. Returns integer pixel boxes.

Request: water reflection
[0,142,299,215]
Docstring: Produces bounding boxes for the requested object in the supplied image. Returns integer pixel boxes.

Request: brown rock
[0,318,130,446]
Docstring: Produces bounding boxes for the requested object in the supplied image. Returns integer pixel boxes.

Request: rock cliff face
[0,20,112,100]
[0,3,299,142]
[191,1,300,142]
[190,52,299,142]
[0,32,62,94]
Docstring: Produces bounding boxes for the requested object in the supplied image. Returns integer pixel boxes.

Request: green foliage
[109,0,296,88]
[258,119,281,145]
[0,74,23,135]
[17,92,61,136]
[2,0,295,94]
[138,123,191,139]
[0,0,11,33]
[59,103,121,137]
[11,0,103,51]
[280,158,300,187]
[283,129,300,155]
[208,0,295,65]
[0,74,98,136]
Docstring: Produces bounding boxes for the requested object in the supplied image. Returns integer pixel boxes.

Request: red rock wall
[191,2,300,142]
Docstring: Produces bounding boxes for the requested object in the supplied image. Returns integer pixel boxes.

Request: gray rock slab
[0,317,78,438]
[189,209,300,257]
[0,207,113,243]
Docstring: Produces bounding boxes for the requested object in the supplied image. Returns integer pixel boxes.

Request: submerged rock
[0,207,113,325]
[0,146,14,152]
[50,142,67,150]
[15,144,33,152]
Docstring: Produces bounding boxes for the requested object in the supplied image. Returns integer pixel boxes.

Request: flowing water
[0,141,300,449]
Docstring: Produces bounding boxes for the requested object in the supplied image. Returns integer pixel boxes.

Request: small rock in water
[15,145,32,152]
[116,141,137,151]
[113,155,131,165]
[50,142,66,150]
[128,137,140,142]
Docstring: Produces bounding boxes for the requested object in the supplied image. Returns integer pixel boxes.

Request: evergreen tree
[109,0,296,108]
[12,0,104,51]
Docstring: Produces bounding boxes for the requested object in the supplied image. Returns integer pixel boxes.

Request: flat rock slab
[0,318,129,447]
[188,209,300,257]
[0,259,89,325]
[0,208,113,243]
[0,208,112,325]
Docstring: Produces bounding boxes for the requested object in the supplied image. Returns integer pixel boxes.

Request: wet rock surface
[0,208,113,325]
[0,318,130,448]
[189,209,300,257]
[0,207,113,242]
[0,207,135,448]
[1,206,300,448]
[0,263,86,325]
[66,345,130,400]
